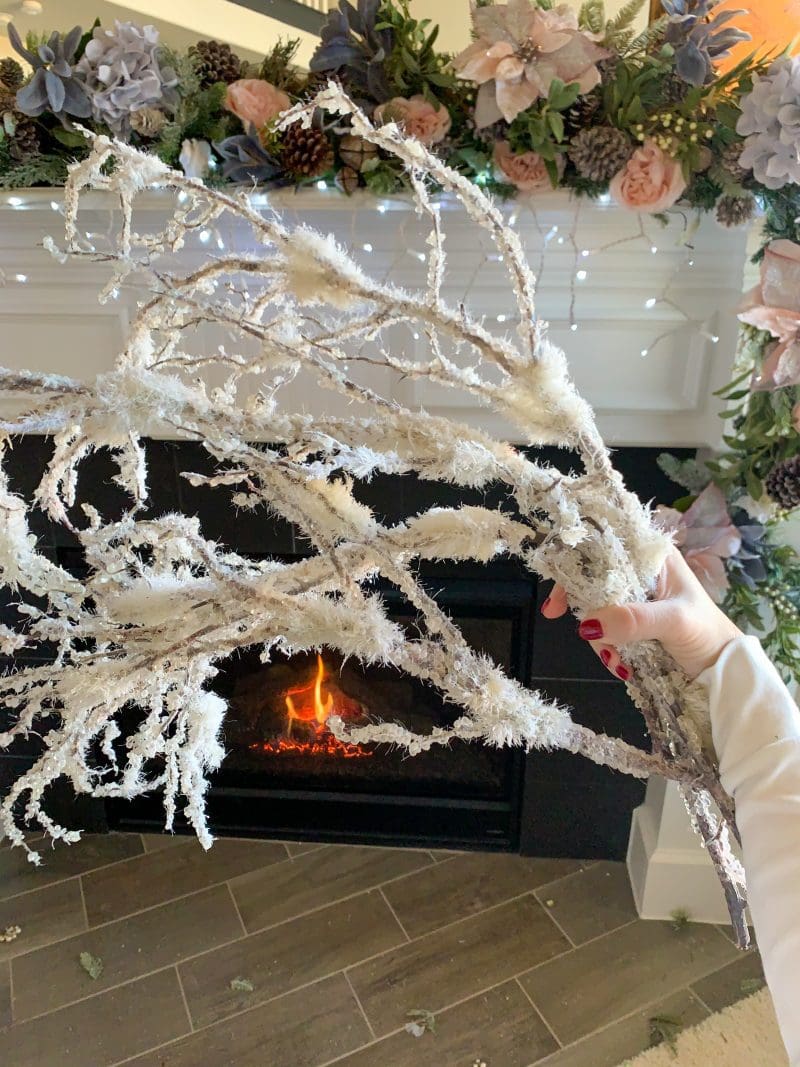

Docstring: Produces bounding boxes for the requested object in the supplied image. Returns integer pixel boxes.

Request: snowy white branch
[0,86,748,946]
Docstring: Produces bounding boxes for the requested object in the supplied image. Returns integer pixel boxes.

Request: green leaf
[548,80,581,111]
[544,157,560,187]
[672,495,697,513]
[52,128,87,149]
[746,469,763,500]
[548,111,565,142]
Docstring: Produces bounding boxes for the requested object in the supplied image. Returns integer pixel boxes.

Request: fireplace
[109,567,533,851]
[1,437,690,859]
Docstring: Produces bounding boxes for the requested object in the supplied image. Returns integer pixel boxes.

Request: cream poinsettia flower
[453,0,610,127]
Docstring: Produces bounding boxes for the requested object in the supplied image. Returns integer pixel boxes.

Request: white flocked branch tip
[0,86,749,948]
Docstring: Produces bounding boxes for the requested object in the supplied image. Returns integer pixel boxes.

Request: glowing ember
[251,654,373,759]
[249,736,371,758]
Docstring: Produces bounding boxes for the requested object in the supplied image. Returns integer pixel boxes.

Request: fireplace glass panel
[213,610,518,802]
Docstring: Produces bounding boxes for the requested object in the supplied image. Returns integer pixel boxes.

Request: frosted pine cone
[720,141,750,183]
[0,58,24,90]
[189,40,242,87]
[563,90,601,138]
[569,126,633,183]
[76,21,179,137]
[766,456,800,509]
[281,124,334,178]
[716,194,755,228]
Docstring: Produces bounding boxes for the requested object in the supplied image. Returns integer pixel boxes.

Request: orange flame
[285,653,334,734]
[249,655,373,759]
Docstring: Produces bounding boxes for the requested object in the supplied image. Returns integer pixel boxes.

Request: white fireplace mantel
[0,186,752,447]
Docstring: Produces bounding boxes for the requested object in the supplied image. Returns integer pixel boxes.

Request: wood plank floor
[0,833,763,1067]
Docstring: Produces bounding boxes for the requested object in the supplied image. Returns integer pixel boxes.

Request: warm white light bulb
[640,348,649,357]
[15,273,27,283]
[576,269,587,281]
[496,314,506,322]
[645,298,657,309]
[362,242,373,252]
[8,197,23,208]
[316,180,327,191]
[199,229,211,243]
[570,323,578,332]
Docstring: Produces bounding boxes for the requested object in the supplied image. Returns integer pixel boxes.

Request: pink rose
[373,95,451,146]
[493,139,561,192]
[609,140,687,214]
[224,79,290,130]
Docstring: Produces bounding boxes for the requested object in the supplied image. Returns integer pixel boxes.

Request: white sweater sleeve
[695,635,800,1066]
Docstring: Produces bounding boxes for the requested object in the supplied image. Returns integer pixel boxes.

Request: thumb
[585,600,674,647]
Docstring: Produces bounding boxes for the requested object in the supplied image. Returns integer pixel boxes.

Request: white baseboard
[627,800,731,925]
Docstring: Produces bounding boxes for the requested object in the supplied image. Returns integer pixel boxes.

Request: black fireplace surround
[0,438,689,860]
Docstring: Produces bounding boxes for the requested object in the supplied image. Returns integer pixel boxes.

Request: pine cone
[716,194,755,228]
[338,133,378,173]
[189,39,242,87]
[0,85,15,115]
[130,106,168,138]
[563,89,601,138]
[766,456,800,510]
[720,141,750,183]
[569,126,633,183]
[0,57,24,90]
[9,116,39,161]
[281,124,334,178]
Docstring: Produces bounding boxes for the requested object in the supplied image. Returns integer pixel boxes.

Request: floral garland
[1,0,800,676]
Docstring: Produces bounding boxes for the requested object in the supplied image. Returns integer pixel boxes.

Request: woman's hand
[541,546,743,682]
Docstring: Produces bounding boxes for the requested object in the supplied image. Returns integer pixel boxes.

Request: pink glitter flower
[738,239,800,391]
[453,0,609,127]
[656,484,741,603]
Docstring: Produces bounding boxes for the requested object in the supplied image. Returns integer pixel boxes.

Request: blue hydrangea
[737,56,800,190]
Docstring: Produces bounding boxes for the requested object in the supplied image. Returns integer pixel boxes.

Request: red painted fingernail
[542,596,552,612]
[600,649,612,667]
[578,619,603,641]
[617,665,631,681]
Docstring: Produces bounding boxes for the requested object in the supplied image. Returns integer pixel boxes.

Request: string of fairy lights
[0,187,729,365]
